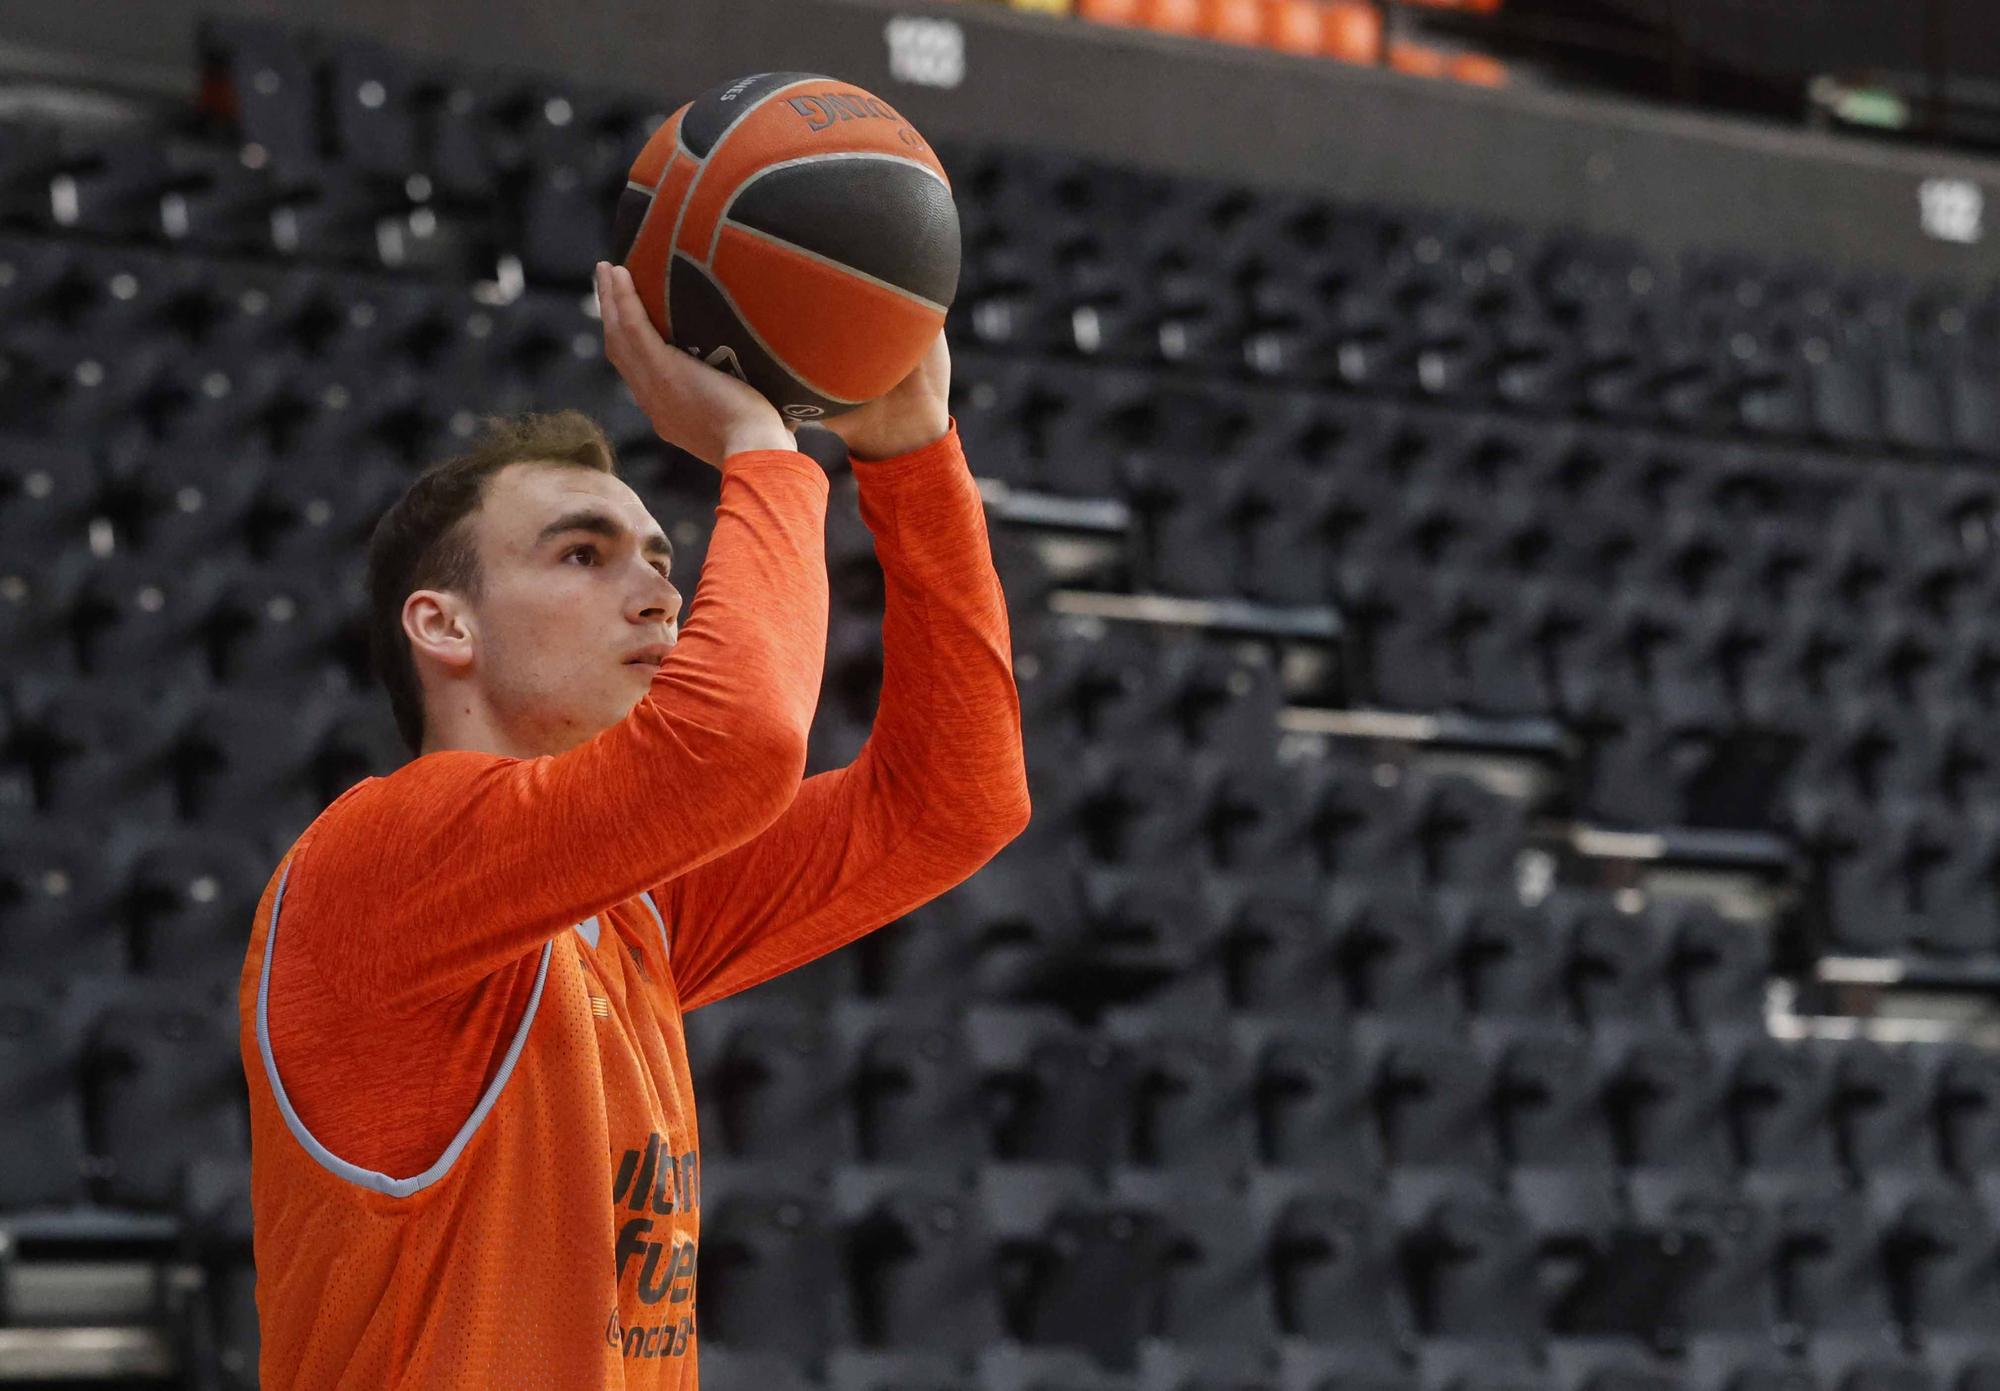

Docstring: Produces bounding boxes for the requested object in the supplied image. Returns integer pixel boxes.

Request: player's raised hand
[820,328,951,462]
[595,261,797,469]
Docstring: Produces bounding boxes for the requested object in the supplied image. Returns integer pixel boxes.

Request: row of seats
[681,993,2000,1181]
[684,1158,2000,1364]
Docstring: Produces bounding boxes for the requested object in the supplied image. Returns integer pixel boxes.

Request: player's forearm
[848,423,1032,851]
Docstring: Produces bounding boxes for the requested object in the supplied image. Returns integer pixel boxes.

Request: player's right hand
[596,261,797,469]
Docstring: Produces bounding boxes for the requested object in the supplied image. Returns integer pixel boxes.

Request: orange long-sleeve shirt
[237,418,1031,1389]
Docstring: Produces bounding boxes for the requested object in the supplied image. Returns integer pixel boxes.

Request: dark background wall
[6,0,2000,283]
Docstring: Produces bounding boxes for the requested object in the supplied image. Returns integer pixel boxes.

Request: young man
[237,261,1031,1386]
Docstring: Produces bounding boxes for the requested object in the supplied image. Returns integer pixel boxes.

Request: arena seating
[5,12,2000,1388]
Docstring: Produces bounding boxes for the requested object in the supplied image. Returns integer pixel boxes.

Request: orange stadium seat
[1140,0,1203,37]
[1201,0,1266,46]
[1324,0,1383,63]
[1264,0,1324,55]
[1075,0,1142,23]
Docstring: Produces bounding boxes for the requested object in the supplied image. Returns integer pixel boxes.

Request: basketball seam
[705,149,953,273]
[669,77,825,307]
[718,220,950,316]
[675,249,867,408]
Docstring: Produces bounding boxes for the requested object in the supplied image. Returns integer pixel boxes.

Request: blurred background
[6,0,2000,1386]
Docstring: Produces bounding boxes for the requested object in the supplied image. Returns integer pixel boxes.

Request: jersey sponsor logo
[611,1130,701,1350]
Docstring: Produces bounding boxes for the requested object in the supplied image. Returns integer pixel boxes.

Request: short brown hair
[366,410,619,757]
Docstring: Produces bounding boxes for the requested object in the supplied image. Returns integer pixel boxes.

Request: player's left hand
[817,328,950,462]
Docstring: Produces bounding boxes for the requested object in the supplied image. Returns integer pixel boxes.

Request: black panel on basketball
[679,71,829,160]
[607,185,653,265]
[668,254,849,417]
[724,157,962,308]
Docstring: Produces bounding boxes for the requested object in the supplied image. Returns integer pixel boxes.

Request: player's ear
[404,590,475,672]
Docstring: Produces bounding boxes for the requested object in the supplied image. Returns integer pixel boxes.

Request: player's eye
[564,544,599,565]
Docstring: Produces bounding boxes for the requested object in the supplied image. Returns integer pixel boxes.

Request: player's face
[464,462,683,753]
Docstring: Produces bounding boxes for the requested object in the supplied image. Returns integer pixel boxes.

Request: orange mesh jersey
[237,421,1031,1389]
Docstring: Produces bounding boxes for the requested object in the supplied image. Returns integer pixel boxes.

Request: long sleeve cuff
[844,416,964,484]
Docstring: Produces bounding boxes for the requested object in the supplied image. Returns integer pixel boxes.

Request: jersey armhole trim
[637,889,670,966]
[254,857,556,1199]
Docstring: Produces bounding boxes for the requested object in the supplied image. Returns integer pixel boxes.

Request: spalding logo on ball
[609,71,960,422]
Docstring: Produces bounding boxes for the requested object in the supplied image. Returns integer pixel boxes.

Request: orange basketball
[609,72,961,424]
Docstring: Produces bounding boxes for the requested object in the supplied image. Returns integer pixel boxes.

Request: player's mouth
[622,640,675,668]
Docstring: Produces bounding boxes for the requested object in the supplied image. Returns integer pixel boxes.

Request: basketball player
[236,260,1031,1386]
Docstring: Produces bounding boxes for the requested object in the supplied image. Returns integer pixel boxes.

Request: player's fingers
[596,263,621,340]
[612,265,691,380]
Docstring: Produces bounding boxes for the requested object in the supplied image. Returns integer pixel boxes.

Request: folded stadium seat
[1866,1178,2000,1343]
[1803,1341,1936,1391]
[829,1166,999,1352]
[1250,1170,1412,1351]
[2,540,93,687]
[199,17,327,168]
[1215,872,1343,1019]
[1347,560,1466,713]
[1455,578,1592,720]
[699,1160,841,1359]
[94,439,270,567]
[1625,1172,1781,1343]
[1805,357,1886,449]
[1141,456,1293,601]
[1109,1168,1275,1346]
[1050,744,1205,867]
[1716,1036,1840,1176]
[43,137,185,244]
[683,997,847,1166]
[827,1350,970,1391]
[8,673,186,826]
[1278,1344,1418,1391]
[1099,1006,1254,1176]
[0,974,93,1210]
[1818,799,1991,959]
[1284,754,1408,885]
[1929,1046,2000,1183]
[174,684,346,834]
[1360,1024,1499,1178]
[1596,1029,1730,1177]
[0,429,100,560]
[1393,1189,1546,1371]
[1880,362,1950,453]
[1135,1345,1277,1391]
[1238,1016,1381,1181]
[1444,890,1566,1024]
[1077,862,1231,1012]
[116,822,269,979]
[957,237,1079,359]
[1149,637,1286,771]
[976,1161,1165,1369]
[1828,1041,1941,1183]
[1182,754,1317,880]
[310,690,406,803]
[1550,893,1678,1036]
[1241,268,1340,383]
[834,1001,985,1166]
[965,1004,1136,1168]
[853,846,1085,1006]
[0,232,77,323]
[249,450,409,571]
[1945,363,2000,461]
[321,33,426,178]
[976,1346,1123,1391]
[1479,1026,1616,1176]
[1544,1342,1682,1391]
[700,1348,822,1391]
[1660,901,1772,1036]
[943,352,1039,488]
[1329,883,1466,1025]
[263,163,417,266]
[83,974,247,1209]
[1371,772,1524,895]
[202,557,350,695]
[179,1155,257,1390]
[1148,251,1248,376]
[1,814,132,972]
